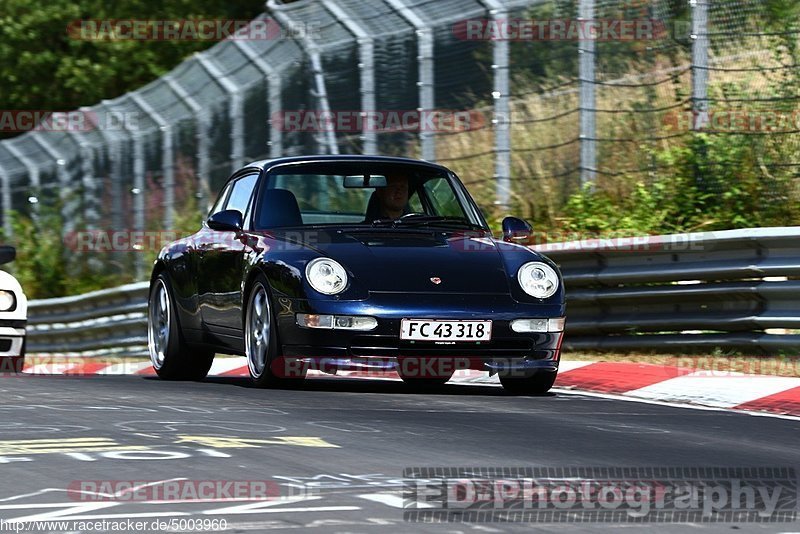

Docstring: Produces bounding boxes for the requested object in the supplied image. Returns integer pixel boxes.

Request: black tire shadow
[197,374,557,397]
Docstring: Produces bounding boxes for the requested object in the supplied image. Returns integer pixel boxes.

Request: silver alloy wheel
[148,278,171,370]
[246,282,271,378]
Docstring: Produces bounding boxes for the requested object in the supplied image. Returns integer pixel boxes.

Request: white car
[0,246,26,373]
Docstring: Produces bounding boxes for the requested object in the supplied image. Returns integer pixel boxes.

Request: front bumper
[273,293,564,374]
[0,325,26,358]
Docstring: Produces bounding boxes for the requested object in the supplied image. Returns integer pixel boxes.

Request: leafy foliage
[0,0,260,139]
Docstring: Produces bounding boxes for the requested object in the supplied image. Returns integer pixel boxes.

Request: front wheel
[245,276,306,388]
[499,370,557,395]
[148,274,214,380]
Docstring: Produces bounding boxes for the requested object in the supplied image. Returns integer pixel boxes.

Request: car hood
[265,228,537,294]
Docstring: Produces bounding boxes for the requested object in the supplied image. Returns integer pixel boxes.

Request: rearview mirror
[344,174,388,188]
[0,246,15,265]
[502,217,532,244]
[207,209,243,232]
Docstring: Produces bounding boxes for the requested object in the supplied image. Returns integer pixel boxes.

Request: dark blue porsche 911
[148,155,565,394]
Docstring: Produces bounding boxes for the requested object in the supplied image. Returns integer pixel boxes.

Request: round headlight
[517,262,559,299]
[306,258,348,295]
[0,290,15,311]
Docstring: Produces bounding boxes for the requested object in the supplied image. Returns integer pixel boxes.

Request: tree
[0,0,262,139]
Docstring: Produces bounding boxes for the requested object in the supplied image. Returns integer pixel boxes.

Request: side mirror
[207,209,243,232]
[502,217,532,244]
[0,246,15,265]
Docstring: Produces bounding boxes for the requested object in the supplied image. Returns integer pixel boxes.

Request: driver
[373,173,409,220]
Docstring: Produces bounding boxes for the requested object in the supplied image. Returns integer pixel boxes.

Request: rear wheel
[245,275,306,388]
[499,370,557,395]
[148,274,214,380]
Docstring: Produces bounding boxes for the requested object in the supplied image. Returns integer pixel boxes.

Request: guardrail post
[579,0,597,186]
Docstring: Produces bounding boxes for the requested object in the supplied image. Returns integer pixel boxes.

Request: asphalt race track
[0,372,798,533]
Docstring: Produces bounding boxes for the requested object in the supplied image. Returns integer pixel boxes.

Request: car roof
[243,155,452,174]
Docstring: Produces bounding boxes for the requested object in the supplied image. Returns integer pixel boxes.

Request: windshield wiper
[372,214,485,230]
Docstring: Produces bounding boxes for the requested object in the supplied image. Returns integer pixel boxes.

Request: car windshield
[254,163,485,230]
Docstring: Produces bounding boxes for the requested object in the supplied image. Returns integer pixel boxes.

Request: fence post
[233,40,284,159]
[131,93,175,232]
[70,126,100,232]
[196,54,245,172]
[97,102,127,233]
[579,0,597,186]
[0,168,11,238]
[30,133,75,238]
[385,0,436,161]
[322,0,377,155]
[691,0,709,130]
[131,127,146,280]
[269,4,339,155]
[4,143,41,221]
[164,74,212,214]
[481,0,512,210]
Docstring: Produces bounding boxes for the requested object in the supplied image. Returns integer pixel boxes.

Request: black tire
[245,274,306,388]
[499,370,557,395]
[148,274,214,381]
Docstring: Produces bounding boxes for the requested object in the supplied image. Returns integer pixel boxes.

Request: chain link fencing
[0,0,797,283]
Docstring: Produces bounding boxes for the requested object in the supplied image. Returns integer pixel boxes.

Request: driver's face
[378,176,409,212]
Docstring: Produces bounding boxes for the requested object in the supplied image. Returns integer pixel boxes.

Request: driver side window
[209,183,233,218]
[208,173,259,227]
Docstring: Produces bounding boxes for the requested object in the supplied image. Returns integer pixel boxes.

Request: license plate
[400,319,492,342]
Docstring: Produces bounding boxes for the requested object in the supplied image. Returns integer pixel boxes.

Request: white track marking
[24,363,80,375]
[553,388,800,421]
[357,492,436,509]
[96,362,153,375]
[624,373,800,408]
[557,360,596,373]
[208,358,248,376]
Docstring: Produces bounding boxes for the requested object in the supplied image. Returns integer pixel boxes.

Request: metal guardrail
[538,227,800,353]
[26,227,800,357]
[27,282,149,357]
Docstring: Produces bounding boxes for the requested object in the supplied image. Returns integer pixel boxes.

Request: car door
[198,171,260,336]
